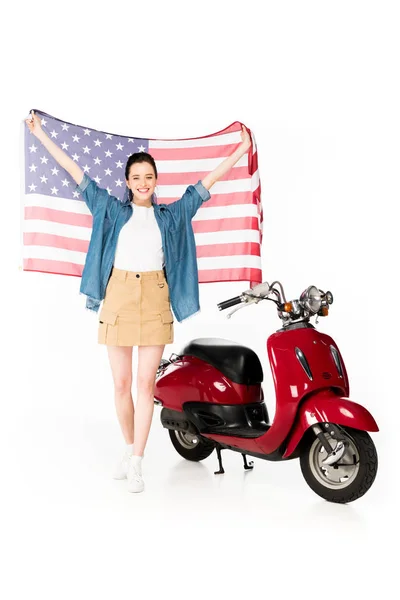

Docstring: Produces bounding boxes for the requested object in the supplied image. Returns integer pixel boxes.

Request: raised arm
[25,110,117,217]
[25,110,84,186]
[201,124,252,190]
[166,125,253,223]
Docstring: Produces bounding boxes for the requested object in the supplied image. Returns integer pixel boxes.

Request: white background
[2,1,399,598]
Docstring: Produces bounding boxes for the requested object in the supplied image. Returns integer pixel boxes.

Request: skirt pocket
[160,309,174,325]
[160,309,174,344]
[138,309,174,346]
[98,308,118,345]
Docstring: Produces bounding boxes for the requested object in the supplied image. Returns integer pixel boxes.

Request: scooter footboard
[283,391,379,458]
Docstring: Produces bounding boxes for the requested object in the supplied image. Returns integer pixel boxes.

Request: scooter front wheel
[300,426,378,503]
[168,430,215,461]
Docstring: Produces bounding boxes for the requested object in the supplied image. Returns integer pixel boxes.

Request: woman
[26,110,252,493]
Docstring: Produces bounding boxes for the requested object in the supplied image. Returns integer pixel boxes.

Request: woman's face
[126,162,157,204]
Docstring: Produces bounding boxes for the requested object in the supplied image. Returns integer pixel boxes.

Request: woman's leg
[134,345,165,456]
[106,346,134,444]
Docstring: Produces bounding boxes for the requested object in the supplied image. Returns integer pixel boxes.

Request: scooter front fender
[284,390,379,458]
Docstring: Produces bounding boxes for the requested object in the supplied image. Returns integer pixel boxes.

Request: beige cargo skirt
[98,267,174,346]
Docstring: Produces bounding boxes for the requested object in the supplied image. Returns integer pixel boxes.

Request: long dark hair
[125,152,158,203]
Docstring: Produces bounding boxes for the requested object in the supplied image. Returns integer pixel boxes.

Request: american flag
[21,109,263,284]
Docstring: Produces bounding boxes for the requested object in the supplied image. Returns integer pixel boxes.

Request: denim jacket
[76,174,211,322]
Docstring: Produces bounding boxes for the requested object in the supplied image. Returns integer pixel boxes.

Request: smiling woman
[25,109,252,495]
[125,152,158,206]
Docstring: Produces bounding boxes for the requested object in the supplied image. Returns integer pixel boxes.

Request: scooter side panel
[155,356,262,410]
[249,328,351,454]
[269,328,350,401]
[283,390,379,458]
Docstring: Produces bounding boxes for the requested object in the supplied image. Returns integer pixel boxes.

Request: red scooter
[154,281,379,503]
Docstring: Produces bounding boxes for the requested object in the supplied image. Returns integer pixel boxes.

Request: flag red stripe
[151,142,241,162]
[158,165,249,186]
[196,242,260,258]
[24,232,89,253]
[23,258,83,277]
[147,120,242,142]
[23,262,262,286]
[252,180,263,242]
[25,206,93,228]
[198,267,262,284]
[192,216,259,234]
[253,183,261,215]
[23,234,260,258]
[25,205,258,233]
[160,190,255,207]
[204,191,255,208]
[250,150,258,175]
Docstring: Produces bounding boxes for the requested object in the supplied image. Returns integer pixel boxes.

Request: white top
[113,204,165,271]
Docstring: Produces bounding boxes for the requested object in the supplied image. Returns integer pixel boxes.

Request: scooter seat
[181,338,263,385]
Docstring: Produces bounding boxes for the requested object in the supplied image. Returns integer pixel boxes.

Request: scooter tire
[300,426,378,504]
[168,429,215,461]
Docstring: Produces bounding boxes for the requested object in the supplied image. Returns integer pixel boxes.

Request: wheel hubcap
[309,432,360,489]
[174,431,199,450]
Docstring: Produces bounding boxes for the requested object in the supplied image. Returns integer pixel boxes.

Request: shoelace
[128,463,143,483]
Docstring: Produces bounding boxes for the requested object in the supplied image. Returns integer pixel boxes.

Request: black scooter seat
[181,338,263,385]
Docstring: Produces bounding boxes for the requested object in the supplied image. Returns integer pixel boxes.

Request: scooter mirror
[250,282,271,297]
[325,291,334,304]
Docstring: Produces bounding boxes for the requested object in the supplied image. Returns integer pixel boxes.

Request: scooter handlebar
[217,296,243,311]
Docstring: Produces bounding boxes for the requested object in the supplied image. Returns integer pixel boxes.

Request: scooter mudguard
[284,389,379,458]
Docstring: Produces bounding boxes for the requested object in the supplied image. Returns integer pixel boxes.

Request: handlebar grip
[217,296,243,311]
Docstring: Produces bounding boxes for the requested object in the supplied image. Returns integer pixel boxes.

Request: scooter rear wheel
[300,426,378,503]
[168,430,215,461]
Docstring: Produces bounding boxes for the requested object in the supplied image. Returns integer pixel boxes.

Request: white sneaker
[113,449,133,480]
[127,456,145,493]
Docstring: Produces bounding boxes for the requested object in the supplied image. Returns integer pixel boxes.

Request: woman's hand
[23,110,84,185]
[201,124,254,191]
[239,124,252,154]
[25,110,43,137]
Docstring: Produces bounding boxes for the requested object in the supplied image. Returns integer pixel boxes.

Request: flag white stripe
[251,131,259,159]
[24,193,91,215]
[155,154,247,174]
[23,246,261,272]
[26,177,253,210]
[194,230,260,245]
[23,220,259,246]
[251,170,260,191]
[23,219,92,240]
[149,130,242,149]
[159,178,252,198]
[197,255,261,270]
[193,204,259,221]
[23,245,87,265]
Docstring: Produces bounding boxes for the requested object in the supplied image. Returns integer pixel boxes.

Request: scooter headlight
[300,285,322,314]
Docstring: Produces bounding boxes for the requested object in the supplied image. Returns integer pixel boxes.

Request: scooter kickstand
[214,445,225,475]
[242,454,254,470]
